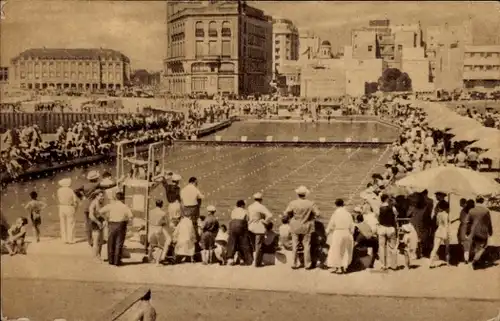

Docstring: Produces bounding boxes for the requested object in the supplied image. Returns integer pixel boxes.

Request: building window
[222,21,231,37]
[195,21,204,37]
[398,45,403,51]
[368,45,373,52]
[209,41,218,56]
[192,77,207,92]
[208,21,218,37]
[222,40,231,57]
[196,41,204,57]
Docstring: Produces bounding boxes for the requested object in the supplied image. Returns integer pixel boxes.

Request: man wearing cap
[283,186,319,270]
[75,170,101,247]
[248,192,273,267]
[57,178,79,244]
[180,177,204,236]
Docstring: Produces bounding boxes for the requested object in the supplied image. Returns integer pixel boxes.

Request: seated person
[353,212,378,269]
[214,224,229,265]
[261,222,278,255]
[6,217,28,256]
[278,215,292,251]
[312,220,328,268]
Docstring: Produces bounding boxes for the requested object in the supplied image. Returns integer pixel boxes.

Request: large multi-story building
[272,18,299,78]
[165,0,272,96]
[463,45,500,91]
[425,21,473,88]
[299,29,321,59]
[352,20,423,70]
[10,48,131,90]
[298,41,383,98]
[402,47,434,92]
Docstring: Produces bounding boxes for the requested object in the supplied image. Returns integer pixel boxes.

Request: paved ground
[2,279,499,321]
[2,236,499,302]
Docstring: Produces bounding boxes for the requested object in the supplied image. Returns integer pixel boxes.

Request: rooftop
[11,48,131,62]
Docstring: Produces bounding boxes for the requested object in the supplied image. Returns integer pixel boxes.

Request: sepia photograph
[0,0,499,320]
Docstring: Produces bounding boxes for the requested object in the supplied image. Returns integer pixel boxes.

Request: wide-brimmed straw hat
[253,192,263,200]
[87,170,100,180]
[207,205,216,212]
[172,174,181,181]
[295,185,309,196]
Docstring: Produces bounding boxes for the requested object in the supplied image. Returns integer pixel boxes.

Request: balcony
[463,70,500,80]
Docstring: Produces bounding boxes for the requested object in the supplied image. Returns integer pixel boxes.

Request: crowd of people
[2,94,496,274]
[454,104,500,129]
[0,104,235,180]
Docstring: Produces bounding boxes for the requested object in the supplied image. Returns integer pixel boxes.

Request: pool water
[203,121,398,142]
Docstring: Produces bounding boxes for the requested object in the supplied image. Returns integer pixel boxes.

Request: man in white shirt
[57,178,79,244]
[248,192,273,267]
[180,177,204,237]
[99,192,133,266]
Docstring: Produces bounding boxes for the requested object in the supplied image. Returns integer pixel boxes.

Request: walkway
[2,230,499,301]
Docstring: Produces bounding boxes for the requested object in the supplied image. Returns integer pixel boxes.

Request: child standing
[200,205,219,265]
[400,222,418,269]
[6,217,29,255]
[24,191,47,242]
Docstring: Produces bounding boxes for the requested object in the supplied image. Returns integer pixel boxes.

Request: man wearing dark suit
[466,197,493,269]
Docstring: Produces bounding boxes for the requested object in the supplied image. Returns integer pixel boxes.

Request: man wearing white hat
[248,192,273,267]
[75,170,101,247]
[57,178,79,244]
[283,186,319,270]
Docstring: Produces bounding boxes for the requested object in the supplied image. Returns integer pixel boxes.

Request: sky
[1,1,499,71]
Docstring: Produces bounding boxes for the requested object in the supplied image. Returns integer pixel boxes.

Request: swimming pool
[1,121,396,238]
[203,120,398,142]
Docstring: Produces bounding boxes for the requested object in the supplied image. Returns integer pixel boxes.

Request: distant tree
[396,72,412,92]
[377,68,412,92]
[364,82,378,95]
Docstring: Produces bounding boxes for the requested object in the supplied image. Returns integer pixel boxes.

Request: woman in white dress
[326,199,355,274]
[173,216,196,263]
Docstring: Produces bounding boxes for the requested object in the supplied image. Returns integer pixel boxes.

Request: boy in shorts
[24,191,47,242]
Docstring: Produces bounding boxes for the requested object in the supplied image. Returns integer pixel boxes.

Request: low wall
[176,140,392,148]
[0,112,131,133]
